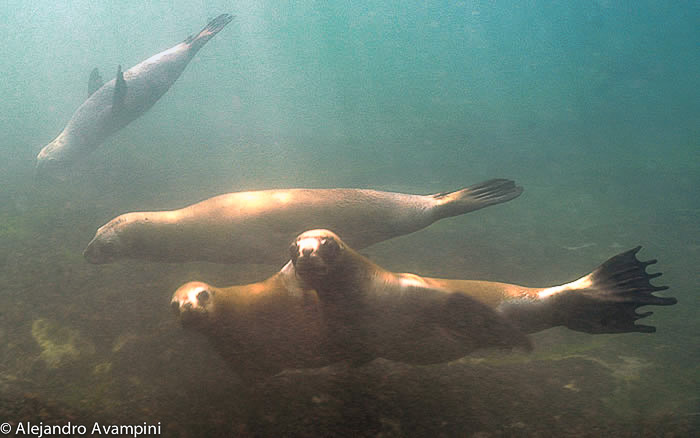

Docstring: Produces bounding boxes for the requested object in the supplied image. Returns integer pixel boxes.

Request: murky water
[1,1,698,436]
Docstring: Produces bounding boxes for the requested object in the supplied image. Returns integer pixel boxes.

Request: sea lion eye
[320,238,339,257]
[289,242,299,261]
[196,289,210,305]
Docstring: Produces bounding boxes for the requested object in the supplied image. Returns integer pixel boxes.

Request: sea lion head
[171,282,217,329]
[83,218,129,264]
[35,150,72,182]
[35,136,76,181]
[290,229,345,285]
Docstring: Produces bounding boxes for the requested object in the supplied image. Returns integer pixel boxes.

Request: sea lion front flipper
[88,68,103,97]
[553,247,676,334]
[112,65,127,112]
[438,291,533,352]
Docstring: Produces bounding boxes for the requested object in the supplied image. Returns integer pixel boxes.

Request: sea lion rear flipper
[186,13,233,52]
[112,65,126,112]
[432,179,524,219]
[554,247,676,334]
[88,68,103,97]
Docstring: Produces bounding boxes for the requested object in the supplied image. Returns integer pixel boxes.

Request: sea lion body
[36,14,233,176]
[290,230,533,365]
[170,260,525,381]
[85,179,523,264]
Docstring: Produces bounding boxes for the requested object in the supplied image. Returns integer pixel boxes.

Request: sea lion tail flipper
[186,13,233,52]
[553,247,676,334]
[112,65,126,113]
[88,68,103,97]
[431,178,524,219]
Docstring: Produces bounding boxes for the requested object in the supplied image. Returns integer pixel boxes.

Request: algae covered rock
[31,318,95,368]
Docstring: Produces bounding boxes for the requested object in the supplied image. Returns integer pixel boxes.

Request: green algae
[459,334,610,368]
[93,362,113,375]
[31,318,95,369]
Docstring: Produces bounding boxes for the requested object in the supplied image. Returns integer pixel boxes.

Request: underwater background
[1,0,698,436]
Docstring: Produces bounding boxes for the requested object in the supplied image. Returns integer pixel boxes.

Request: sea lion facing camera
[289,230,676,364]
[171,229,675,381]
[171,263,328,383]
[36,14,233,177]
[85,179,523,265]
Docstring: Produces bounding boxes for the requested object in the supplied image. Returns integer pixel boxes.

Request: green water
[1,0,698,436]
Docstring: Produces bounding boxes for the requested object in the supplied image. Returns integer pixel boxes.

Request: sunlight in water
[538,274,593,299]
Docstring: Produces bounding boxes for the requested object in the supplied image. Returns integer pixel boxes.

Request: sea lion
[35,14,233,177]
[289,229,676,364]
[171,229,675,381]
[171,263,327,383]
[84,178,523,265]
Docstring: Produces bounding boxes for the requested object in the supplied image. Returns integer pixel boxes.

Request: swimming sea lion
[171,229,675,381]
[84,179,523,265]
[36,14,233,177]
[171,262,327,383]
[289,230,676,364]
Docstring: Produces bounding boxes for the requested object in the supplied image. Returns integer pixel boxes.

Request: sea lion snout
[292,229,343,251]
[35,154,71,182]
[84,236,117,264]
[83,241,102,263]
[84,220,132,264]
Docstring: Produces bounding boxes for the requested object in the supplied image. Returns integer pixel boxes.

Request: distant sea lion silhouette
[36,14,233,177]
[84,179,523,265]
[170,229,675,382]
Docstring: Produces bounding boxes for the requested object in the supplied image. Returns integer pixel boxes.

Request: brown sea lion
[85,179,523,264]
[171,263,327,383]
[36,14,233,178]
[171,229,675,381]
[289,230,676,364]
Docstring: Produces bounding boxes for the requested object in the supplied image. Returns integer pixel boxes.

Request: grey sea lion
[36,14,233,177]
[84,179,523,265]
[170,229,675,381]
